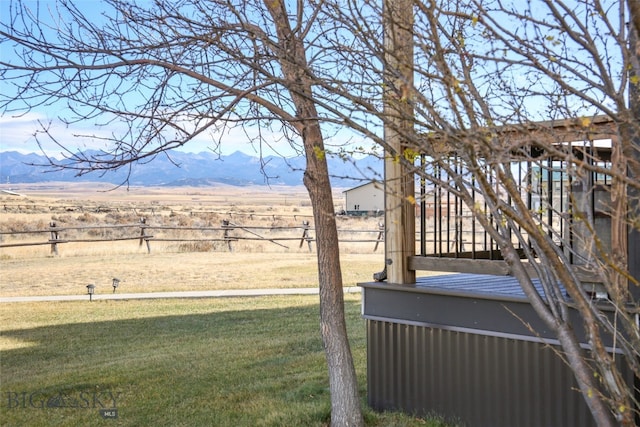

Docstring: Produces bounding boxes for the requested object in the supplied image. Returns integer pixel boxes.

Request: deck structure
[361,112,639,426]
[362,5,639,424]
[362,274,635,426]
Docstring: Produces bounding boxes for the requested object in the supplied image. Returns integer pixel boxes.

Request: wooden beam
[383,0,415,284]
[628,25,640,303]
[494,115,617,145]
[423,115,618,159]
[409,256,511,276]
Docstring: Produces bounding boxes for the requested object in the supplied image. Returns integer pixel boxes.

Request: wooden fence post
[139,217,151,253]
[299,220,313,252]
[222,219,234,252]
[374,222,384,252]
[49,221,59,255]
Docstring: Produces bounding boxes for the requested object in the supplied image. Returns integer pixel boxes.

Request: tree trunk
[304,141,364,426]
[262,2,364,424]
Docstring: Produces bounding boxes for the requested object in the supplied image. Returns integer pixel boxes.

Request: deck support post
[628,24,640,303]
[383,0,416,285]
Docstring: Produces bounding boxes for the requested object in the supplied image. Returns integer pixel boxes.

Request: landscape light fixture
[112,278,120,293]
[86,284,95,301]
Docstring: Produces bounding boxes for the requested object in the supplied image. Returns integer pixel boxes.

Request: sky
[0,0,364,159]
[0,0,623,160]
[0,109,373,160]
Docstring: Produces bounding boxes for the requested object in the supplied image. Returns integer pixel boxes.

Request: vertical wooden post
[627,23,640,302]
[374,222,384,252]
[138,217,145,247]
[49,221,59,255]
[222,219,233,252]
[139,217,151,253]
[626,18,640,427]
[300,220,312,252]
[610,134,629,298]
[383,0,416,284]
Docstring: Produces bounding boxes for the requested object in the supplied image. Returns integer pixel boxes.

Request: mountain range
[0,150,383,188]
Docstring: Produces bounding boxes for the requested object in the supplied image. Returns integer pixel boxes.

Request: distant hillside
[0,150,382,188]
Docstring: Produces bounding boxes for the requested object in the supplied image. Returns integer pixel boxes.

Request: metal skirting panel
[366,320,597,427]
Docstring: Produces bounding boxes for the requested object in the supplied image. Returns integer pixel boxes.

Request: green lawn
[1,295,455,426]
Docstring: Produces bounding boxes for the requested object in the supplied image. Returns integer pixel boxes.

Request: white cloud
[0,112,46,153]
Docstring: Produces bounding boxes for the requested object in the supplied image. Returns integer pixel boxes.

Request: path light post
[112,278,120,293]
[86,284,95,301]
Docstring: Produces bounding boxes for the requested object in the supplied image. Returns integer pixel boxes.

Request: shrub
[177,241,215,252]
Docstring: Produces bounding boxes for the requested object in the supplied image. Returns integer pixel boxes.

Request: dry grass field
[0,182,386,297]
[0,183,461,427]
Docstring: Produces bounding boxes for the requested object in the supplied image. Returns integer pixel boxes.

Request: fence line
[2,203,315,220]
[0,218,386,255]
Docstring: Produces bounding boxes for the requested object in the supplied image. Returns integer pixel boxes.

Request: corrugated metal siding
[367,320,597,427]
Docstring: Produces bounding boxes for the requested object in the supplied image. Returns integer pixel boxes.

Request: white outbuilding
[342,181,384,216]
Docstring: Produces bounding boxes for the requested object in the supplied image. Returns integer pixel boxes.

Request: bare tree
[3,0,639,424]
[317,0,640,425]
[0,1,364,425]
